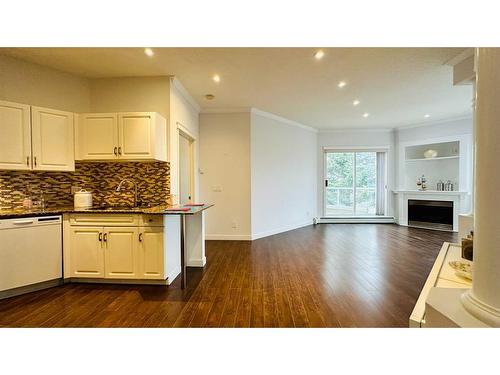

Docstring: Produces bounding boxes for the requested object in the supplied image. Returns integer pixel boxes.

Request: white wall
[394,117,474,214]
[0,54,90,112]
[251,111,317,239]
[89,76,170,119]
[199,112,252,240]
[317,129,396,217]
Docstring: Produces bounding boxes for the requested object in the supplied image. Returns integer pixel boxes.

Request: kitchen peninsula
[0,204,213,298]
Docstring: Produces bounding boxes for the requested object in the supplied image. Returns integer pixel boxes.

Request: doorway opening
[324,150,387,217]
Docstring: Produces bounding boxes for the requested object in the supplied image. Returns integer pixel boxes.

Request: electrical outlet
[212,185,222,192]
[231,220,238,229]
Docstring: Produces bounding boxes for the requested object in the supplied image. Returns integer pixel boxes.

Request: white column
[461,48,500,326]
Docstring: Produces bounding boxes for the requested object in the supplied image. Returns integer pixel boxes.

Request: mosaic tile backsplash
[0,162,170,209]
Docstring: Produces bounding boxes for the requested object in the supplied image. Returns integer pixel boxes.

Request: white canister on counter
[74,189,93,208]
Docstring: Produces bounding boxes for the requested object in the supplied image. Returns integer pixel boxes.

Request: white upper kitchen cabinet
[0,100,32,170]
[76,113,119,160]
[31,106,75,171]
[76,112,168,162]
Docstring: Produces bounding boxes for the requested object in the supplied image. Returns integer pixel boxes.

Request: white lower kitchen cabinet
[138,227,164,279]
[104,227,139,279]
[64,214,169,284]
[69,226,105,278]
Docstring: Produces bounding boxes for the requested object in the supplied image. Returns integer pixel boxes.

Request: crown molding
[444,48,475,66]
[250,108,318,133]
[170,76,201,113]
[200,107,318,133]
[395,114,473,131]
[317,127,393,133]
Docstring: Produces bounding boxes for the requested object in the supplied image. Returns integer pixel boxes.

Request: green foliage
[325,152,377,214]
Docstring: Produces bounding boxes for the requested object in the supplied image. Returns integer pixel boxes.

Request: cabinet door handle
[118,147,122,156]
[114,147,118,156]
[98,232,103,242]
[26,156,30,167]
[34,156,37,167]
[139,233,143,242]
[103,233,108,242]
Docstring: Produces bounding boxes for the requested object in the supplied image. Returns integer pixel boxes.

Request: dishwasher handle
[12,220,35,225]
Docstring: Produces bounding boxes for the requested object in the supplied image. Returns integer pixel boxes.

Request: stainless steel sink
[91,203,151,211]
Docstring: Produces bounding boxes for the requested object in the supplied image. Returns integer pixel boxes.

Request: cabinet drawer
[69,214,139,226]
[139,215,164,227]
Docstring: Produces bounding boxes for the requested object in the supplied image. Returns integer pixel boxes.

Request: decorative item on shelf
[449,260,473,280]
[437,180,444,191]
[417,174,427,191]
[423,149,438,158]
[461,230,474,261]
[444,180,454,191]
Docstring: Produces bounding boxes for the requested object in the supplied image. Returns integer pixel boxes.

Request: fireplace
[408,199,453,231]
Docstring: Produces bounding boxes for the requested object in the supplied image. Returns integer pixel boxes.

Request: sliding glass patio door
[324,150,385,217]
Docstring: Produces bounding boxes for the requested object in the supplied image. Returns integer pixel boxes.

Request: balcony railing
[325,187,376,215]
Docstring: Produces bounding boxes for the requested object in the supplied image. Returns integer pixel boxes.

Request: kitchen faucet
[116,179,140,207]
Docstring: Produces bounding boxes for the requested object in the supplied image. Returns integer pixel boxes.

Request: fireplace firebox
[408,199,453,231]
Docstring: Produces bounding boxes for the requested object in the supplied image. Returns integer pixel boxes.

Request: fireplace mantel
[392,190,469,231]
[393,190,469,196]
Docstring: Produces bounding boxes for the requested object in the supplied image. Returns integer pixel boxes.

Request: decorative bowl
[424,149,438,158]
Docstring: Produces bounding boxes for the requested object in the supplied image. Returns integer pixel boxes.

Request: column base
[461,290,500,327]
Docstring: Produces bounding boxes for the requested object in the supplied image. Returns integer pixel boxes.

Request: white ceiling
[0,47,472,129]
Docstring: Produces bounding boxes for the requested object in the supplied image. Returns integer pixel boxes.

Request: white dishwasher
[0,215,63,299]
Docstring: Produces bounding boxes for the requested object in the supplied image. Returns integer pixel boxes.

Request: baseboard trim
[251,220,313,240]
[166,266,181,285]
[0,279,63,300]
[205,234,252,241]
[318,216,395,224]
[67,278,169,286]
[205,221,314,241]
[187,257,207,267]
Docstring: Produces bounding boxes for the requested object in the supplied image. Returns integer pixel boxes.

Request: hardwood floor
[0,224,456,328]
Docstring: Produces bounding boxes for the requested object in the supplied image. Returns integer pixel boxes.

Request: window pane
[325,152,354,216]
[355,152,376,215]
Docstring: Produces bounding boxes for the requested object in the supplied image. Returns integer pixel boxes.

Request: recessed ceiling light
[424,114,430,118]
[213,74,221,83]
[144,48,154,57]
[205,94,215,100]
[363,113,370,118]
[337,81,347,88]
[353,99,360,106]
[314,50,325,60]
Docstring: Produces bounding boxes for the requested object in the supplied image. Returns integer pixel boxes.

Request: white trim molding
[205,234,253,241]
[251,220,313,240]
[170,76,201,112]
[200,107,318,133]
[395,114,473,131]
[317,216,395,224]
[250,108,318,133]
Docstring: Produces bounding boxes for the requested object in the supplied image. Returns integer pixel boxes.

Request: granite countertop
[0,204,214,219]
